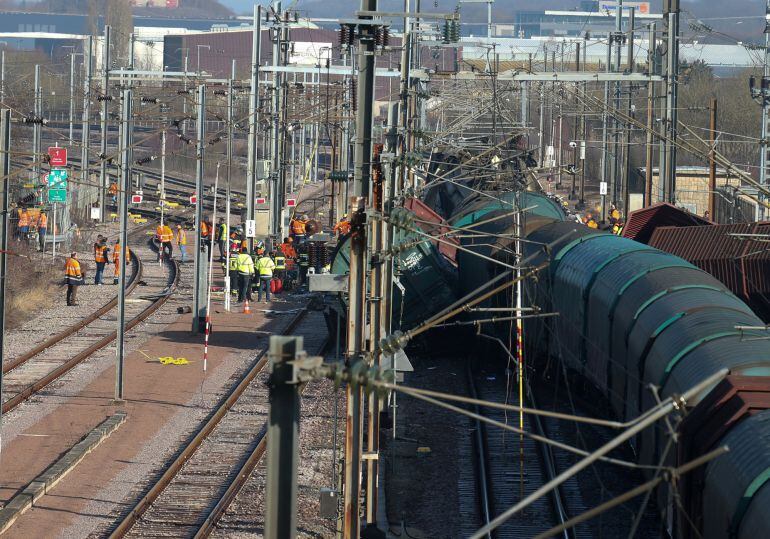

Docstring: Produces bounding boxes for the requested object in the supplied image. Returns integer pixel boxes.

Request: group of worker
[579,204,624,235]
[64,234,131,305]
[15,208,49,251]
[229,246,279,303]
[155,222,188,262]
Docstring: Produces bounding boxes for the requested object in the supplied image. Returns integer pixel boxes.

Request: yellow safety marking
[134,218,148,224]
[159,356,190,365]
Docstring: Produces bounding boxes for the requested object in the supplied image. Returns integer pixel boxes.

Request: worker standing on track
[236,247,255,303]
[297,241,310,287]
[64,252,83,306]
[17,209,30,244]
[200,220,210,252]
[227,249,239,297]
[156,222,174,261]
[274,250,286,281]
[176,224,188,263]
[37,211,47,252]
[217,220,228,262]
[113,239,131,284]
[255,251,276,303]
[94,236,110,285]
[109,182,118,205]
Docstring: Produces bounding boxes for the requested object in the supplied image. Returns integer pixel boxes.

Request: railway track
[465,364,576,539]
[107,306,328,538]
[2,238,178,415]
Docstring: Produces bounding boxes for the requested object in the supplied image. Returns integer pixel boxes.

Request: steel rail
[192,332,330,539]
[2,256,179,415]
[108,307,310,539]
[467,363,493,539]
[3,252,142,374]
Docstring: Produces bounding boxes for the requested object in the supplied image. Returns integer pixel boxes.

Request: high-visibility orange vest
[65,257,82,278]
[333,219,351,235]
[291,219,306,235]
[37,214,47,228]
[113,244,130,263]
[161,225,173,242]
[201,222,209,237]
[94,244,108,263]
[18,212,30,227]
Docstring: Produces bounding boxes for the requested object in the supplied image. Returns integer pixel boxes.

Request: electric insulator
[141,97,158,104]
[382,26,390,47]
[347,24,356,45]
[374,26,383,47]
[349,78,357,111]
[442,20,451,43]
[450,19,460,42]
[339,25,349,47]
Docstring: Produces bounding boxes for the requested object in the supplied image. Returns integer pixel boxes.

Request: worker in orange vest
[112,239,131,284]
[64,252,84,306]
[176,224,188,263]
[17,209,30,243]
[200,220,211,252]
[37,211,48,252]
[93,236,110,285]
[156,222,174,261]
[108,182,118,204]
[290,214,307,243]
[333,215,351,236]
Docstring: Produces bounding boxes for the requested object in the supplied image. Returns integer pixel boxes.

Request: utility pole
[115,88,132,402]
[225,59,235,311]
[264,335,303,539]
[645,23,656,207]
[345,0,378,536]
[246,4,262,253]
[609,0,623,209]
[538,83,545,167]
[578,34,587,209]
[662,0,680,203]
[570,42,580,200]
[69,52,76,142]
[269,2,285,245]
[0,50,5,104]
[709,97,718,219]
[193,84,207,334]
[33,65,42,182]
[277,12,291,245]
[160,130,166,229]
[600,39,611,220]
[757,0,770,219]
[622,7,635,215]
[81,37,93,208]
[399,0,413,191]
[0,108,10,439]
[99,25,111,221]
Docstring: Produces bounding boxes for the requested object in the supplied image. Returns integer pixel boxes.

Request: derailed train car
[418,145,770,536]
[523,222,770,539]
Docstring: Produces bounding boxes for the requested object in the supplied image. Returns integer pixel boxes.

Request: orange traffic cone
[243,299,251,314]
